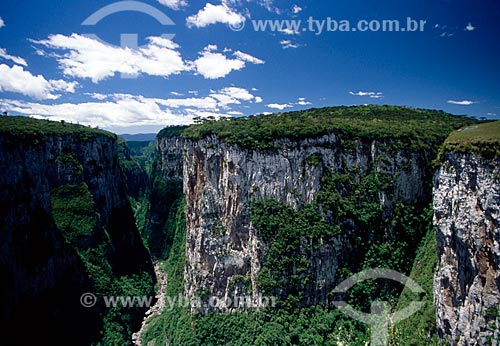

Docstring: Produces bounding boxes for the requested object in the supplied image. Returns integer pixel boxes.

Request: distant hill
[119,133,157,141]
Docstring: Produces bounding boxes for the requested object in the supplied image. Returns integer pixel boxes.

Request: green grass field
[442,121,500,156]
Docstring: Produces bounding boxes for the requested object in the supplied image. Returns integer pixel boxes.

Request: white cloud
[255,96,263,103]
[158,96,219,109]
[280,28,300,35]
[267,103,293,110]
[33,34,189,83]
[0,87,261,128]
[447,100,476,105]
[194,49,244,79]
[218,86,256,101]
[257,0,280,14]
[280,40,300,49]
[349,91,384,99]
[0,64,77,100]
[0,48,27,66]
[193,45,263,79]
[33,34,264,82]
[1,97,192,128]
[170,91,184,96]
[465,23,475,31]
[292,5,302,14]
[209,86,260,108]
[487,112,496,116]
[86,92,108,100]
[0,17,4,29]
[297,97,311,106]
[157,0,187,10]
[186,3,245,28]
[233,50,265,64]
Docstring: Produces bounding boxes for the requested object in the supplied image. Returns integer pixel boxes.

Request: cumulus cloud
[349,91,384,99]
[267,103,293,110]
[208,86,260,108]
[0,87,262,128]
[193,45,263,79]
[0,17,4,29]
[157,0,187,10]
[465,23,475,31]
[1,97,191,129]
[0,64,77,100]
[158,96,219,109]
[33,34,189,83]
[297,97,311,106]
[447,100,476,105]
[0,48,27,66]
[33,34,263,81]
[186,3,245,28]
[292,5,302,14]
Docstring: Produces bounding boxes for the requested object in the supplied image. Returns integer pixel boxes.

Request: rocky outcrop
[182,134,434,303]
[0,126,153,344]
[434,151,500,345]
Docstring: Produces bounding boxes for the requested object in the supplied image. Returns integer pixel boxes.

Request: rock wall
[434,151,500,345]
[0,130,152,343]
[182,134,433,303]
[144,134,184,259]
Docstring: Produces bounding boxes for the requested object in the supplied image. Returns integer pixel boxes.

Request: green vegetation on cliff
[182,105,475,150]
[441,120,500,158]
[51,182,98,243]
[251,170,433,313]
[0,116,115,142]
[141,199,370,346]
[118,138,149,200]
[391,228,443,345]
[158,125,188,139]
[51,182,154,345]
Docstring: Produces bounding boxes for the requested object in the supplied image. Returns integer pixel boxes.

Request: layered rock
[434,151,500,345]
[182,134,434,303]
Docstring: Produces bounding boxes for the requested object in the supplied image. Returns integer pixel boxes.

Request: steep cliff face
[0,117,154,344]
[118,138,149,200]
[144,132,184,259]
[434,151,500,345]
[140,106,483,345]
[156,133,184,182]
[183,133,433,302]
[0,133,97,342]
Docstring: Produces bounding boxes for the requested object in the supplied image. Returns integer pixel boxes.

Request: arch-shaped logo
[332,268,425,346]
[81,1,176,77]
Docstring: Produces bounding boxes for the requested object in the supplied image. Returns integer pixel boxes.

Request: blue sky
[0,0,499,134]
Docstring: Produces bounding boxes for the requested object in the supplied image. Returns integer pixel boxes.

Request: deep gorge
[1,106,499,345]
